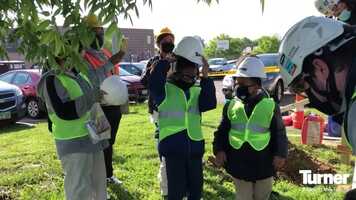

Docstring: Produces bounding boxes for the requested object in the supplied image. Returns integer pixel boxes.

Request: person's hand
[214,151,227,168]
[109,38,128,65]
[109,51,125,65]
[273,156,286,171]
[95,89,108,102]
[201,56,209,78]
[164,53,176,63]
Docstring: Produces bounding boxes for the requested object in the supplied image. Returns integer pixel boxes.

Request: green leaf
[38,20,51,31]
[40,31,55,44]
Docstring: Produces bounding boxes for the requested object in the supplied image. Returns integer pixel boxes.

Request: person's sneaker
[107,176,123,185]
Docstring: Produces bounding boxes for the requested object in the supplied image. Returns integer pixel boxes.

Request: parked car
[208,58,233,72]
[0,80,26,123]
[0,69,46,118]
[119,62,146,76]
[0,60,26,75]
[139,60,149,66]
[119,68,147,103]
[222,53,286,103]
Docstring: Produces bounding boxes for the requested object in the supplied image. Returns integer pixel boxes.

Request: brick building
[121,28,155,62]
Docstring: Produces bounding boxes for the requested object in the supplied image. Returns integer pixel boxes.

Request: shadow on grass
[0,122,35,134]
[204,164,235,199]
[112,155,127,165]
[108,184,139,200]
[269,191,296,200]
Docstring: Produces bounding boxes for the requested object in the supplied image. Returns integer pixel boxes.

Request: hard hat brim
[232,71,267,79]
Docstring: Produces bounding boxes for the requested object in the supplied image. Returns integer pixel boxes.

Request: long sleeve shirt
[148,59,217,157]
[37,70,108,159]
[213,91,288,181]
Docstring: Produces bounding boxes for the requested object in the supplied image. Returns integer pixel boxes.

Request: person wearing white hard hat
[148,36,216,199]
[140,27,175,198]
[212,56,288,200]
[279,16,356,197]
[315,0,356,24]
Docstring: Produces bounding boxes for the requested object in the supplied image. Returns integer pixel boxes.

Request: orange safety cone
[293,95,305,129]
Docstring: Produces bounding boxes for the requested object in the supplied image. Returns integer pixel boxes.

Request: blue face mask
[339,9,351,21]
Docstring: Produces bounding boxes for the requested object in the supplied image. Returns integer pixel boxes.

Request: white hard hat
[222,75,234,89]
[173,36,204,66]
[278,16,345,86]
[315,0,339,16]
[232,57,266,79]
[100,75,128,105]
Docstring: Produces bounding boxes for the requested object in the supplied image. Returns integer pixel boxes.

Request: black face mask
[171,72,196,90]
[161,42,175,53]
[91,34,104,50]
[235,85,251,103]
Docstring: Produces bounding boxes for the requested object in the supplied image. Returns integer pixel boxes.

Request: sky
[116,0,322,42]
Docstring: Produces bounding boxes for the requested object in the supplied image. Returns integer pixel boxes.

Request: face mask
[339,9,352,21]
[91,34,104,50]
[171,72,196,90]
[235,85,250,102]
[161,42,175,53]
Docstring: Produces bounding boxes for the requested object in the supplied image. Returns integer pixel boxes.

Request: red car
[0,69,46,118]
[119,68,147,103]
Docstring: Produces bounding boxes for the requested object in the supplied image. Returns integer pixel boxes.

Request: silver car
[222,53,286,103]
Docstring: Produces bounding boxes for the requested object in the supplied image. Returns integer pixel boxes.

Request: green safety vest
[227,98,275,151]
[48,73,91,140]
[158,82,203,141]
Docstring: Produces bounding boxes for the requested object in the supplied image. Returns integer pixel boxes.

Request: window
[147,36,152,44]
[13,72,30,85]
[0,72,15,83]
[120,64,141,76]
[11,64,25,69]
[258,55,278,67]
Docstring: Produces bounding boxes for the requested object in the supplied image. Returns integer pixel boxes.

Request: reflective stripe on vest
[48,73,90,140]
[227,98,275,151]
[84,48,119,76]
[158,82,203,141]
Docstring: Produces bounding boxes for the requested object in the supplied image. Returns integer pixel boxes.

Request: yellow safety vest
[227,98,275,151]
[158,82,203,142]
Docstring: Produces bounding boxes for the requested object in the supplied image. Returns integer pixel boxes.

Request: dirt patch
[277,142,337,185]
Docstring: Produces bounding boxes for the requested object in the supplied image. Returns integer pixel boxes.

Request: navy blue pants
[165,156,203,200]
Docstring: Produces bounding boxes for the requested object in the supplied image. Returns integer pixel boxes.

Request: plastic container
[301,114,324,145]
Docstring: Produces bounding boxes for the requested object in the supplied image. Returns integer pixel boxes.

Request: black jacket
[149,60,217,158]
[213,91,288,181]
[141,55,160,114]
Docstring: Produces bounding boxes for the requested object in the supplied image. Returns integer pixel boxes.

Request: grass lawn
[0,104,352,200]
